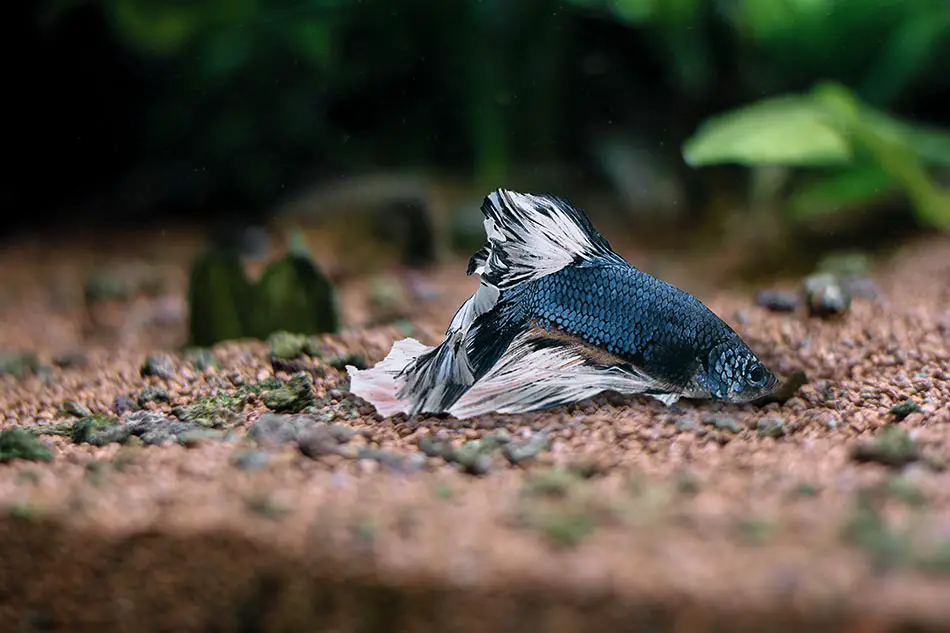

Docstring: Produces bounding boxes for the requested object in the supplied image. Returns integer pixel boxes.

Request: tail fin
[347,189,617,417]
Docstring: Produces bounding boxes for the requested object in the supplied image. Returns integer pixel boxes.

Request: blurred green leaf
[110,1,201,55]
[814,82,950,229]
[860,109,950,168]
[860,6,950,107]
[682,95,853,167]
[787,164,901,219]
[286,20,334,70]
[198,27,251,80]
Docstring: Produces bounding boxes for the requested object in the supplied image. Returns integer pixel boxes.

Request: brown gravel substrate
[0,228,949,633]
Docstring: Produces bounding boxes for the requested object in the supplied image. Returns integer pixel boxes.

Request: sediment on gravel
[0,231,948,633]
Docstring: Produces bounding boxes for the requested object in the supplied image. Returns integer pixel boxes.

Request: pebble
[803,274,851,318]
[140,354,175,380]
[757,417,787,439]
[112,396,139,415]
[889,398,921,421]
[231,450,271,471]
[178,428,224,448]
[297,425,342,459]
[247,413,318,447]
[754,289,800,313]
[702,415,742,434]
[138,386,171,407]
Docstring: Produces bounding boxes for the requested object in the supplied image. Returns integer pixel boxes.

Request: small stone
[178,428,225,448]
[52,352,88,368]
[0,428,53,463]
[754,289,800,313]
[271,357,320,376]
[60,400,92,419]
[231,450,271,471]
[501,432,550,464]
[703,415,742,434]
[357,448,424,472]
[172,395,242,428]
[445,439,498,476]
[71,414,130,447]
[140,354,175,380]
[803,274,851,318]
[262,373,316,413]
[111,396,139,415]
[852,425,919,468]
[137,386,171,407]
[297,424,341,459]
[757,417,786,438]
[890,398,921,421]
[247,413,316,447]
[125,411,197,446]
[418,436,448,458]
[184,348,219,371]
[675,418,700,433]
[267,331,309,360]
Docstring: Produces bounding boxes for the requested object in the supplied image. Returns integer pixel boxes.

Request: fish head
[701,336,778,404]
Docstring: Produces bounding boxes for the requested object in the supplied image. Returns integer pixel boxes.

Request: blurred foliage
[187,231,338,347]
[683,82,950,229]
[44,0,950,219]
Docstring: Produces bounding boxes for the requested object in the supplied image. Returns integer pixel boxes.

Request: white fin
[446,331,676,419]
[474,189,621,290]
[650,392,682,406]
[347,281,502,416]
[346,338,431,418]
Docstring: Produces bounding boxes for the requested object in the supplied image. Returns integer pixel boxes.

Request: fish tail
[348,189,617,417]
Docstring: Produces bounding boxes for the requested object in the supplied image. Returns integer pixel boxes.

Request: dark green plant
[45,0,950,218]
[187,232,339,347]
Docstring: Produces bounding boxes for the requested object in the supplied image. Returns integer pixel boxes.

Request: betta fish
[347,189,778,419]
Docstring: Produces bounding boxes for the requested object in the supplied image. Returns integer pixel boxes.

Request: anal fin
[447,330,678,419]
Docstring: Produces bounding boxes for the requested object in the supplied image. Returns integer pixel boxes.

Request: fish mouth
[724,373,781,404]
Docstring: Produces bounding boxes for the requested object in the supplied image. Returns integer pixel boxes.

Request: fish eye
[747,364,766,386]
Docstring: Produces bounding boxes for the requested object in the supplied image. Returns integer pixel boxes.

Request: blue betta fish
[348,189,778,419]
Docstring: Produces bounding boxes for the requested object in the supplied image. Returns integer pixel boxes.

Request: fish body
[347,190,777,419]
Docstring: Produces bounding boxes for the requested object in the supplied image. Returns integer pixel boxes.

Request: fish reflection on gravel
[348,189,778,419]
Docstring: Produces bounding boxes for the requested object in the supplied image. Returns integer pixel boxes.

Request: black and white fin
[444,330,680,419]
[469,189,623,288]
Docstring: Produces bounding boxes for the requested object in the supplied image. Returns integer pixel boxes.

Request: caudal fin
[348,189,620,418]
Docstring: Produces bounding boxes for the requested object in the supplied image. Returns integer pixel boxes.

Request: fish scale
[521,260,733,386]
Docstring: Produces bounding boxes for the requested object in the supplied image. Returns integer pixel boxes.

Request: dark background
[12,0,950,238]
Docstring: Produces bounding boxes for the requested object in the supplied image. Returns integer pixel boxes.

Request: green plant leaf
[860,109,950,168]
[813,81,950,167]
[813,82,950,229]
[682,95,853,167]
[787,164,901,219]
